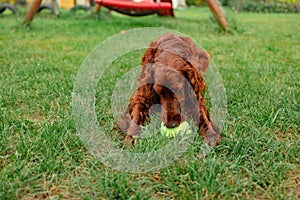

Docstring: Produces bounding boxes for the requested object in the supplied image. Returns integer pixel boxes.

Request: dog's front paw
[204,124,220,147]
[123,121,142,146]
[123,134,139,146]
[115,112,131,133]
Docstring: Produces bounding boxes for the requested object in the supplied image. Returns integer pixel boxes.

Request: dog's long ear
[179,36,210,73]
[137,40,159,87]
[138,63,155,87]
[188,49,210,74]
[181,66,207,98]
[142,40,158,65]
[197,50,210,73]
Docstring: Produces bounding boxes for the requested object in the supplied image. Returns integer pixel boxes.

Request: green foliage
[220,0,300,13]
[186,0,206,7]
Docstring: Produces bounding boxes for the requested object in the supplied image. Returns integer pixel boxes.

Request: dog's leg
[199,98,220,146]
[123,105,144,145]
[123,87,157,146]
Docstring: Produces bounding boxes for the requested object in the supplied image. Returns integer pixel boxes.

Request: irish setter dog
[117,34,220,146]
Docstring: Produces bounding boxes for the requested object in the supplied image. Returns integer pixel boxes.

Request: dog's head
[140,34,209,128]
[144,64,204,128]
[151,66,186,128]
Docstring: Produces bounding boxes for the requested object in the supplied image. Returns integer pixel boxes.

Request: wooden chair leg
[93,4,101,15]
[22,0,42,25]
[205,0,228,30]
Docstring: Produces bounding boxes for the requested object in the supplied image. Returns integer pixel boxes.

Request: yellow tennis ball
[160,121,192,138]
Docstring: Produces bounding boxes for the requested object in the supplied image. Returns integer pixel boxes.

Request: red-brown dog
[118,34,220,146]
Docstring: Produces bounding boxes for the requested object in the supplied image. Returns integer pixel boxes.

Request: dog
[117,34,220,146]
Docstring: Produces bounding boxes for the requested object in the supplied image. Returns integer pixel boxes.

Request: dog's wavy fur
[117,34,220,146]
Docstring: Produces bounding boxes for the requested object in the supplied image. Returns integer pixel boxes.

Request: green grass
[1,7,300,199]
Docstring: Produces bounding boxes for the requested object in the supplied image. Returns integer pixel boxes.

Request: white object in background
[172,0,186,9]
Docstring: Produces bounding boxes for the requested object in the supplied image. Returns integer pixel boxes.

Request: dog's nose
[165,115,181,128]
[165,122,177,128]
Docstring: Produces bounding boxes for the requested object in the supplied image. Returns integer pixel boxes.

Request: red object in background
[94,0,174,17]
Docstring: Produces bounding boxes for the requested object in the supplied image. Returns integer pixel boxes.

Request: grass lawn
[0,6,299,199]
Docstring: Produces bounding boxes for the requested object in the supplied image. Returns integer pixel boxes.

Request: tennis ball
[160,121,192,138]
